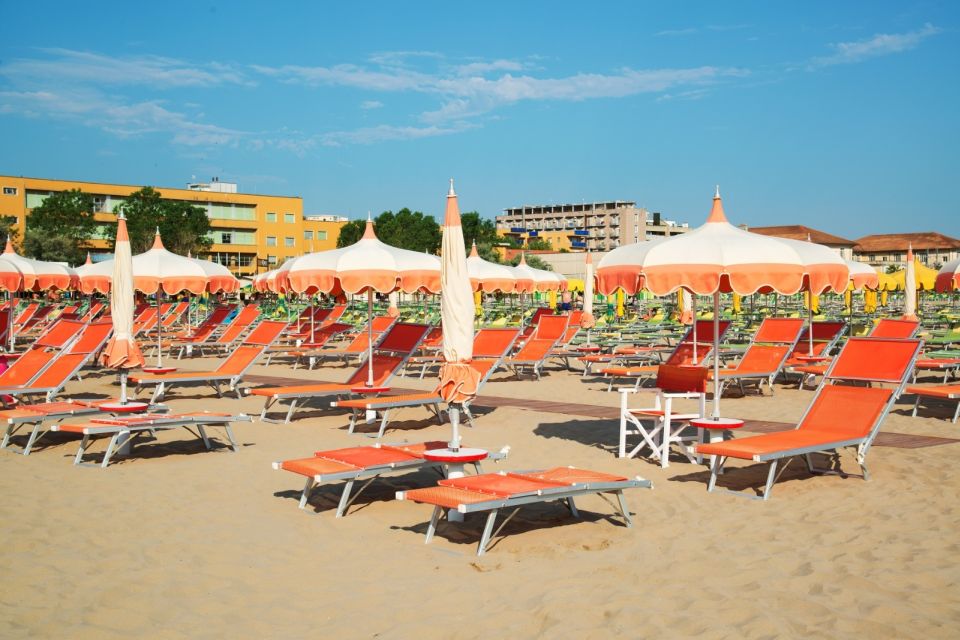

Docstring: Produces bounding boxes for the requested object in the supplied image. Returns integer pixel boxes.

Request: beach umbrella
[467,242,517,293]
[583,252,595,332]
[903,245,918,321]
[281,214,441,387]
[0,256,24,293]
[99,214,145,404]
[2,239,77,291]
[597,187,848,418]
[188,256,240,294]
[846,260,880,291]
[934,256,960,292]
[436,179,479,451]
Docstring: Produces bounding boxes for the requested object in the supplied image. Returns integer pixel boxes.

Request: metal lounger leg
[912,396,920,418]
[615,490,633,527]
[284,398,298,424]
[74,435,91,465]
[298,478,315,509]
[22,423,45,456]
[376,410,390,439]
[760,460,779,500]
[102,431,126,468]
[197,425,212,450]
[223,424,238,451]
[425,505,442,544]
[566,496,579,518]
[707,456,725,492]
[477,509,500,556]
[336,480,355,518]
[347,408,359,434]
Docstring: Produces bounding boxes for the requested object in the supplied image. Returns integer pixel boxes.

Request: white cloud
[454,59,526,75]
[320,122,477,146]
[360,100,384,109]
[809,23,941,68]
[0,48,251,88]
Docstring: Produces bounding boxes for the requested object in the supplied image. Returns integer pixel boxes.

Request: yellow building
[0,175,347,277]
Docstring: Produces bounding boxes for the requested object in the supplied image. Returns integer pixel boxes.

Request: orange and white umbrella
[597,187,848,417]
[132,232,208,296]
[436,179,480,450]
[99,215,145,402]
[846,260,880,291]
[582,252,595,329]
[2,239,77,291]
[935,256,960,292]
[0,255,23,292]
[467,242,517,293]
[510,254,564,292]
[188,256,240,294]
[903,245,918,320]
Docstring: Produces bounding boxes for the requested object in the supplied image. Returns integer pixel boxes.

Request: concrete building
[496,201,689,252]
[0,175,347,277]
[748,225,857,260]
[852,232,960,268]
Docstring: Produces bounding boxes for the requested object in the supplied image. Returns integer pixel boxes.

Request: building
[852,232,960,268]
[748,225,857,260]
[496,201,689,252]
[0,175,347,277]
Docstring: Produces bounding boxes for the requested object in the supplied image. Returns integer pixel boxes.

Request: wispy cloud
[809,23,941,68]
[360,100,384,109]
[0,48,251,88]
[655,24,751,37]
[319,122,477,146]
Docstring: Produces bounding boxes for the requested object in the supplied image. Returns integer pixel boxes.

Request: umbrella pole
[691,292,698,365]
[366,289,374,387]
[712,292,721,418]
[120,370,128,404]
[156,292,163,367]
[310,296,315,343]
[807,294,814,356]
[449,403,461,451]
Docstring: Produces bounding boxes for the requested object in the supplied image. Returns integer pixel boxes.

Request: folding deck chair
[273,440,508,517]
[397,466,651,555]
[53,411,251,468]
[505,315,570,379]
[696,337,922,500]
[131,320,287,403]
[332,328,521,438]
[0,321,113,403]
[619,364,708,466]
[709,318,805,396]
[249,322,431,423]
[600,320,732,391]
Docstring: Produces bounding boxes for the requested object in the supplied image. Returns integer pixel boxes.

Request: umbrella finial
[519,252,527,266]
[362,213,377,240]
[444,178,461,227]
[469,241,479,258]
[906,243,914,261]
[448,178,456,197]
[151,229,164,250]
[707,187,728,223]
[3,237,13,254]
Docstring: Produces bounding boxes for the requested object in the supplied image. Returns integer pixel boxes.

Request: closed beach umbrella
[582,252,595,329]
[934,257,960,292]
[99,214,145,403]
[436,179,479,451]
[903,245,918,320]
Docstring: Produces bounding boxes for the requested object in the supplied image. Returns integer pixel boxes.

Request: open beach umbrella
[846,260,880,291]
[2,239,77,291]
[934,256,960,292]
[597,187,848,418]
[0,256,24,293]
[188,256,240,294]
[903,246,918,320]
[467,242,517,293]
[281,214,441,387]
[436,179,479,451]
[99,214,145,403]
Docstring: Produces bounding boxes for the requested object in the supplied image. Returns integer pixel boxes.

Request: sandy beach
[2,354,959,639]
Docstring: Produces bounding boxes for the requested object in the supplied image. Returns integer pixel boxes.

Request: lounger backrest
[680,320,732,344]
[161,301,189,326]
[29,353,89,390]
[0,348,57,385]
[375,322,430,355]
[241,320,287,346]
[733,344,791,374]
[215,308,260,344]
[191,307,231,339]
[215,345,266,375]
[15,303,39,326]
[473,328,521,359]
[512,338,555,361]
[533,315,570,342]
[666,342,713,365]
[798,385,894,439]
[36,319,85,348]
[656,364,708,393]
[346,355,405,386]
[20,305,54,331]
[370,316,396,332]
[422,327,444,349]
[68,321,114,354]
[0,307,10,343]
[826,337,921,384]
[321,304,347,326]
[870,318,920,339]
[567,310,584,327]
[753,318,806,344]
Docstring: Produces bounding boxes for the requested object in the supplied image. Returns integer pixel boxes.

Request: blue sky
[0,1,957,238]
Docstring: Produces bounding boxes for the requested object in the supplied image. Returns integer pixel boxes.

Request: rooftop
[854,232,960,252]
[749,225,855,246]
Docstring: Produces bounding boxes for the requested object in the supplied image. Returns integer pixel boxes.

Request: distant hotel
[0,175,348,276]
[496,200,689,252]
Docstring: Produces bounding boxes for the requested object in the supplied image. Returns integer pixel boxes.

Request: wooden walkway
[245,375,959,450]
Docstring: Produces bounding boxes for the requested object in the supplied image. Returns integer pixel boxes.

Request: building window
[304,230,314,241]
[284,212,295,224]
[316,230,327,241]
[284,236,295,247]
[266,212,277,222]
[207,203,256,221]
[3,187,17,195]
[268,255,277,265]
[266,235,277,247]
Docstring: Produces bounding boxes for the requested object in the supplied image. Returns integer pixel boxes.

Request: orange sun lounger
[131,320,287,403]
[397,467,651,555]
[504,315,570,379]
[53,411,250,468]
[695,337,922,500]
[273,440,506,517]
[906,383,960,423]
[0,400,103,455]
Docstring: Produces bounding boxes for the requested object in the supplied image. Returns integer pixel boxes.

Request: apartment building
[0,175,347,277]
[496,201,689,252]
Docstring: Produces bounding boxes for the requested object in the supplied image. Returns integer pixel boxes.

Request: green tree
[111,187,212,255]
[460,211,498,248]
[336,209,441,254]
[525,238,554,251]
[0,216,20,251]
[23,189,96,264]
[511,253,552,270]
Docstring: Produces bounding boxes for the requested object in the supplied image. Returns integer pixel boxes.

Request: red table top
[142,366,177,375]
[98,401,150,413]
[689,417,745,429]
[350,385,390,394]
[794,354,830,362]
[423,447,488,463]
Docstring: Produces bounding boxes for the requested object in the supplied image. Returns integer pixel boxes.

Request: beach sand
[1,354,959,638]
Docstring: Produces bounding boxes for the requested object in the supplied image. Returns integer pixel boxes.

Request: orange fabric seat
[696,430,856,460]
[907,384,960,399]
[334,392,440,409]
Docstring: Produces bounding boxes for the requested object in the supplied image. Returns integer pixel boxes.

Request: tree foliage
[336,209,440,253]
[111,187,212,255]
[510,253,553,270]
[460,211,498,248]
[525,238,554,251]
[0,216,20,251]
[23,189,96,264]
